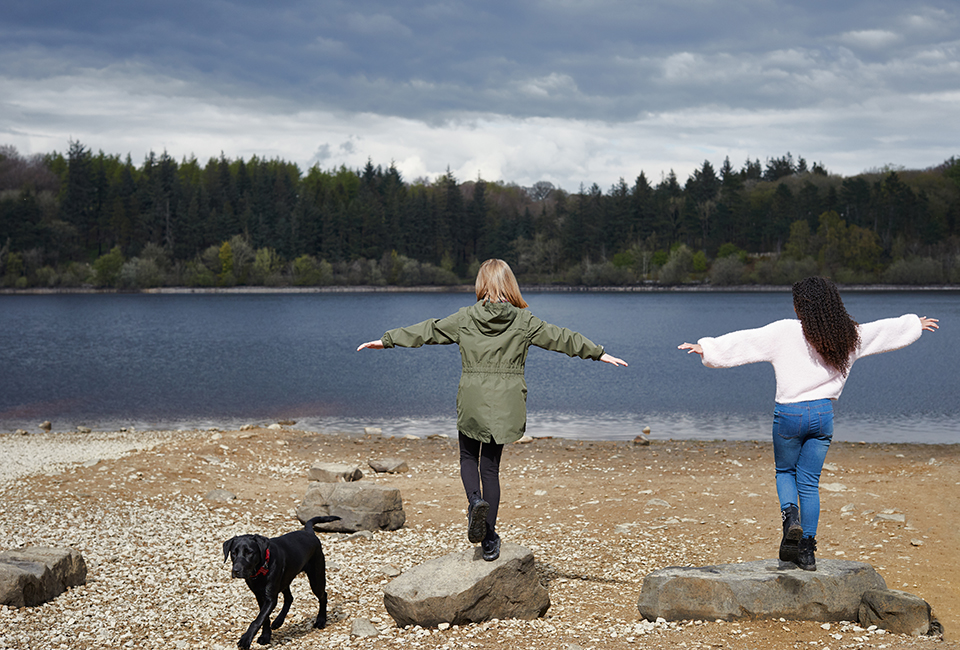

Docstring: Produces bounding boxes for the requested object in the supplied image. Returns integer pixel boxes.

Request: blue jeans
[772,399,834,538]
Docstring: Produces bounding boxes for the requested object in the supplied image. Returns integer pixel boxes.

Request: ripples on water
[1,290,956,444]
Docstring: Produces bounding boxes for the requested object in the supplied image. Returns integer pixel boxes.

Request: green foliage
[251,247,282,285]
[881,257,944,285]
[93,246,124,287]
[708,256,745,285]
[658,244,694,284]
[816,211,881,273]
[218,241,234,286]
[292,254,323,286]
[716,242,747,262]
[691,250,708,273]
[2,143,959,289]
[611,250,635,268]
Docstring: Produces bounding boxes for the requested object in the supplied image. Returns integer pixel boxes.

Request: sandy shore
[1,426,957,650]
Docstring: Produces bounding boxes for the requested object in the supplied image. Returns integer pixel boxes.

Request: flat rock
[368,458,409,474]
[637,559,886,622]
[308,462,364,482]
[383,542,549,627]
[859,588,935,636]
[0,547,86,607]
[297,482,405,532]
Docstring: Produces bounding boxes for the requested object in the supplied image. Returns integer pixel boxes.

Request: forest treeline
[1,142,959,290]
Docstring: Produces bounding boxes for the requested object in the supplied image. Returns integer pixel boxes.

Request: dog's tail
[305,515,341,531]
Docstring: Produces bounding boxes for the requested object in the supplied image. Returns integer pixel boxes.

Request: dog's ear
[253,534,270,559]
[223,537,237,562]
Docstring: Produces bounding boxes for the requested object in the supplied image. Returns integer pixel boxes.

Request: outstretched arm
[599,353,628,367]
[920,317,939,332]
[678,342,703,357]
[357,340,385,351]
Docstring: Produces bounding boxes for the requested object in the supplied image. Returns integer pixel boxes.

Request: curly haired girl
[679,277,937,571]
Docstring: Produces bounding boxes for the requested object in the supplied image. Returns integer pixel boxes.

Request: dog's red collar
[253,549,270,577]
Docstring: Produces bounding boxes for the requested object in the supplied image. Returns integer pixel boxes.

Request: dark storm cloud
[5,0,956,120]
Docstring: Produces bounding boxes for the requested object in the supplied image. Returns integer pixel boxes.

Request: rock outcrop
[383,543,549,628]
[297,482,405,532]
[637,559,886,622]
[0,547,87,607]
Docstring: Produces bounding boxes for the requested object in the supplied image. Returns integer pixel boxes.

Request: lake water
[1,290,957,444]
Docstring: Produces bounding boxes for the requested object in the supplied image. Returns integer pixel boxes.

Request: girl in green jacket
[357,259,627,561]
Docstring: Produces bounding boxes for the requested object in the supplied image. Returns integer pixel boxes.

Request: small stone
[16,429,29,436]
[821,483,847,492]
[378,565,402,578]
[39,421,52,431]
[873,513,906,523]
[350,618,380,638]
[278,419,296,426]
[363,427,382,435]
[646,498,670,508]
[204,489,237,502]
[268,423,282,430]
[77,426,91,434]
[910,539,924,546]
[633,435,650,446]
[516,435,534,444]
[642,426,651,434]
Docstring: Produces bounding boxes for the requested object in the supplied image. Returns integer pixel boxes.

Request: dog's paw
[314,616,327,629]
[257,631,272,645]
[237,635,253,650]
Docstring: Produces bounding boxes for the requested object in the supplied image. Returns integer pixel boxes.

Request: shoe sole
[468,501,489,544]
[778,523,803,562]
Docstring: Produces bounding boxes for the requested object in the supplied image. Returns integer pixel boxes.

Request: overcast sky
[2,0,958,191]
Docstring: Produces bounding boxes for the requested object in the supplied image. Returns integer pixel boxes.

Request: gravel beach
[1,425,956,650]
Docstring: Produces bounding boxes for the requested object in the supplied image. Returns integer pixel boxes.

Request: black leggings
[458,432,503,540]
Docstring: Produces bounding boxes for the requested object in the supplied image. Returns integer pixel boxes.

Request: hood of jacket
[467,300,521,336]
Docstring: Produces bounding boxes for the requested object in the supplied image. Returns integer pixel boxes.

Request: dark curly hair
[792,277,861,376]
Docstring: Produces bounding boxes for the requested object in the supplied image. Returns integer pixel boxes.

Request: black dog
[223,516,341,648]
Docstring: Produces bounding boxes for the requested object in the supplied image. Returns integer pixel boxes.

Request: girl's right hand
[357,340,385,351]
[678,342,703,356]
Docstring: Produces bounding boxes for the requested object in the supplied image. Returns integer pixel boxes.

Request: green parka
[381,300,605,445]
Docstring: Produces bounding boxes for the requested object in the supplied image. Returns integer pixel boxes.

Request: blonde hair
[475,259,527,308]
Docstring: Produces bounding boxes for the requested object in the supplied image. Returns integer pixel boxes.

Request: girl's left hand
[600,353,628,367]
[678,342,703,356]
[919,317,939,332]
[357,340,385,351]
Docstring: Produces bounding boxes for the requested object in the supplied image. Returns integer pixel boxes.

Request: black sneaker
[779,505,803,564]
[482,535,501,562]
[467,499,489,544]
[797,536,817,571]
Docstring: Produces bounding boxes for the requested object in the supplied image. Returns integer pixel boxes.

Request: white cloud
[344,13,413,38]
[838,29,902,50]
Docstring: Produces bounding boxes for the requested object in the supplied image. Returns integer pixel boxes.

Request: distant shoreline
[2,283,960,295]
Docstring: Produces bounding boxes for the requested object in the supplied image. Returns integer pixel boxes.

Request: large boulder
[0,547,87,607]
[859,588,936,636]
[638,559,886,622]
[297,482,405,532]
[382,543,549,628]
